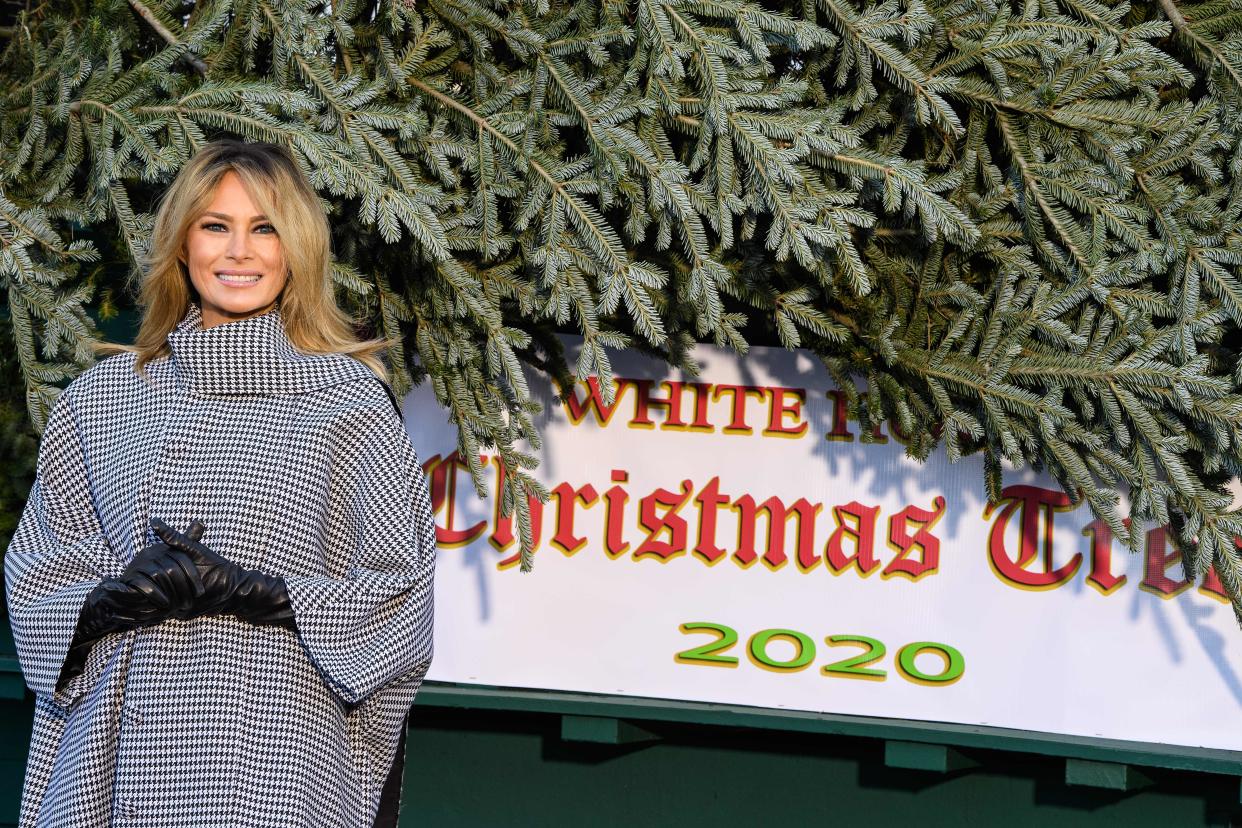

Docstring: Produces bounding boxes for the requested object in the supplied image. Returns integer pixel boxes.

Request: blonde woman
[4,139,435,828]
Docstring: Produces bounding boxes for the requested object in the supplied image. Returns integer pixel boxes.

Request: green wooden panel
[0,693,1237,826]
[417,682,1242,776]
[560,715,660,745]
[1066,758,1153,791]
[395,706,1242,828]
[885,740,977,773]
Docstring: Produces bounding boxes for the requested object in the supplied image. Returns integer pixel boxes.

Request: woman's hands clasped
[74,521,208,642]
[149,517,296,629]
[59,517,295,692]
[74,517,296,646]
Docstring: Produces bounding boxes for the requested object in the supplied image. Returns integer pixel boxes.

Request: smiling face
[182,170,288,329]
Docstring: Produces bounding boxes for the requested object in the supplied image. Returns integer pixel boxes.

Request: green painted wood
[885,740,976,773]
[0,659,24,701]
[397,706,1242,827]
[414,682,1242,776]
[560,715,660,745]
[1065,759,1153,791]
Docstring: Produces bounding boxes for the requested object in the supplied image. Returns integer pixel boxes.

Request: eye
[202,222,226,231]
[255,224,276,234]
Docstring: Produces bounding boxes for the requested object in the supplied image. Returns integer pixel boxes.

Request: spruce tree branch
[133,105,285,140]
[951,86,1159,131]
[1159,0,1242,93]
[407,76,629,275]
[993,110,1092,273]
[1157,0,1190,30]
[817,0,961,134]
[126,0,209,75]
[0,204,71,256]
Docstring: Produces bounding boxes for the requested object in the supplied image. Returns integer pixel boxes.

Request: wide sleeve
[282,392,436,707]
[4,388,126,704]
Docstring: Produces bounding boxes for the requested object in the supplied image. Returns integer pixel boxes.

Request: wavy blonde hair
[95,139,391,382]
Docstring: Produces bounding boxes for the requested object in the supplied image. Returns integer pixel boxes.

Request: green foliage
[5,0,1242,616]
[0,313,39,557]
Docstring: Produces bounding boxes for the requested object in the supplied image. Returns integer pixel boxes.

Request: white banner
[410,339,1242,751]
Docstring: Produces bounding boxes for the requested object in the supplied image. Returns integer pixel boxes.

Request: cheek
[185,232,216,265]
[266,241,289,281]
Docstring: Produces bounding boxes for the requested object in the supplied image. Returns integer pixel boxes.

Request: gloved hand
[151,516,296,630]
[59,526,208,692]
[76,530,207,642]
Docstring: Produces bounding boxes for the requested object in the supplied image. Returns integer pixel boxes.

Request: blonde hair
[95,139,391,382]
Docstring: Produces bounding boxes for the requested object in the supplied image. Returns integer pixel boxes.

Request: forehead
[205,171,267,216]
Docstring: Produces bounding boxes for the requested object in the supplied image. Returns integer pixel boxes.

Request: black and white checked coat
[4,300,436,828]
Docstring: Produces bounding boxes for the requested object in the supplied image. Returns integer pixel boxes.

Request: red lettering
[764,387,808,438]
[1140,526,1190,597]
[687,382,714,431]
[489,457,545,568]
[634,480,695,560]
[564,377,629,425]
[429,451,488,546]
[986,485,1082,589]
[883,496,946,580]
[824,502,881,576]
[732,494,821,570]
[603,469,630,558]
[549,482,599,555]
[1200,565,1229,603]
[693,476,731,564]
[1202,538,1242,602]
[825,389,854,442]
[1082,517,1128,594]
[712,385,766,434]
[631,380,687,429]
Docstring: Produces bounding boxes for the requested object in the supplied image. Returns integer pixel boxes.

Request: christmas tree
[4,0,1242,613]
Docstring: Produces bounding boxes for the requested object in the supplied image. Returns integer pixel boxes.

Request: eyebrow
[201,212,270,221]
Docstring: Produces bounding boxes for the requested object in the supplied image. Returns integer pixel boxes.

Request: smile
[216,273,262,285]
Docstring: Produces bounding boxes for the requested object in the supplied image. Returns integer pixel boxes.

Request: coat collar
[166,300,375,396]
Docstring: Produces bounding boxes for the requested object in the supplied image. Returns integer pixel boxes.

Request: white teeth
[217,274,261,283]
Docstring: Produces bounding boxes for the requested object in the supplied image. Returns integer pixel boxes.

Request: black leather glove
[151,517,297,630]
[76,533,206,641]
[58,529,207,691]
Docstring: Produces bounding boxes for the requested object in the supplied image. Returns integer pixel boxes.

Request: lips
[216,272,262,285]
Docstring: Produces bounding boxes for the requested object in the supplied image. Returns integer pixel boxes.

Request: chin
[200,292,280,319]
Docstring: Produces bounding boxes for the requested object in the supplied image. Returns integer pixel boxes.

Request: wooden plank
[412,682,1242,776]
[1065,759,1152,791]
[885,741,976,773]
[560,715,659,745]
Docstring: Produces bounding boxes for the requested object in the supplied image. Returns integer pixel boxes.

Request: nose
[226,227,253,260]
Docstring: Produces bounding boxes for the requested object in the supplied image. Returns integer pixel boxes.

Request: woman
[4,140,436,828]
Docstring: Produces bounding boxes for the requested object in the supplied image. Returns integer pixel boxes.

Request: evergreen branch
[125,0,209,75]
[1159,0,1242,95]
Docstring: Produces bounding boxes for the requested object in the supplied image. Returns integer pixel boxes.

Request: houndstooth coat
[4,300,436,828]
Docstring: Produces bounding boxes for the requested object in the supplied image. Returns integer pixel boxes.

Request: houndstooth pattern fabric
[4,300,436,828]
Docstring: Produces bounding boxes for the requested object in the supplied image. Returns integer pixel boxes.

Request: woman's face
[183,170,288,329]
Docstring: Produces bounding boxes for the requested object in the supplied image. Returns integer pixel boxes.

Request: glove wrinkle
[151,517,297,631]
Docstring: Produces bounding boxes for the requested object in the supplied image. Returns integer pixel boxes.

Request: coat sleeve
[4,387,126,705]
[282,388,436,707]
